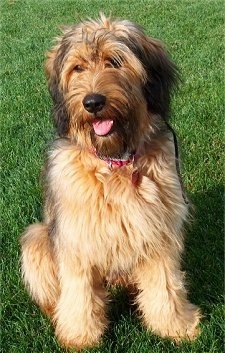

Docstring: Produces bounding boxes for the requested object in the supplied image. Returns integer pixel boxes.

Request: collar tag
[131,170,139,186]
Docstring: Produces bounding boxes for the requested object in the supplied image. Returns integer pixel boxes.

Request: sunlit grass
[1,1,224,352]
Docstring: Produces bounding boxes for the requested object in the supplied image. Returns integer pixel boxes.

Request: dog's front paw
[152,303,201,342]
[55,318,108,350]
[169,305,201,342]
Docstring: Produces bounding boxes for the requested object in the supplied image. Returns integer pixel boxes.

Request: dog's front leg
[133,253,201,341]
[54,254,108,350]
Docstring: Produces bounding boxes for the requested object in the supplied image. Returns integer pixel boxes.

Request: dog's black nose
[82,94,106,113]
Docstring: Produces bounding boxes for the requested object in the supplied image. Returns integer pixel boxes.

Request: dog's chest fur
[47,139,186,273]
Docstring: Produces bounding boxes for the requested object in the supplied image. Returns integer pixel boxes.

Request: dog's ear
[120,23,179,120]
[45,44,70,136]
[138,36,179,120]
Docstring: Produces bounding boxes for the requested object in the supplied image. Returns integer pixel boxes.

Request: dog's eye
[73,65,85,73]
[105,58,121,69]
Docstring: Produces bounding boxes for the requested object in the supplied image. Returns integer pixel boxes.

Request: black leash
[165,122,189,205]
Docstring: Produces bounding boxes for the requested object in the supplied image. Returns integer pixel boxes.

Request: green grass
[1,0,224,352]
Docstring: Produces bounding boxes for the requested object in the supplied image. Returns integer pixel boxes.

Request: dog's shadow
[184,184,223,310]
[99,184,223,351]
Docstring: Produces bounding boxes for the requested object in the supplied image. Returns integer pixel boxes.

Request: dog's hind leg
[133,254,201,341]
[20,223,59,317]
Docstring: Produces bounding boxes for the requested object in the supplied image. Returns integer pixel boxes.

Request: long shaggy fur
[20,14,200,350]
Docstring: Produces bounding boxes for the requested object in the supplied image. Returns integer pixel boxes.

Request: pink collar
[104,154,135,168]
[92,149,140,186]
[93,149,136,168]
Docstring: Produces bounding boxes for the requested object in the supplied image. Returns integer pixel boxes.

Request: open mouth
[92,119,114,136]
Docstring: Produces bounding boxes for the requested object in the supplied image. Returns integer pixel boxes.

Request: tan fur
[20,14,200,350]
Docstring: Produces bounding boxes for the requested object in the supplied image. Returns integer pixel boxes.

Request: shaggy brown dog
[21,14,200,350]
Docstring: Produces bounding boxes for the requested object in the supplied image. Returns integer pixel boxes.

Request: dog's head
[46,14,178,158]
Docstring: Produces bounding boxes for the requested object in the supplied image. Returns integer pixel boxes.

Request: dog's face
[46,15,178,158]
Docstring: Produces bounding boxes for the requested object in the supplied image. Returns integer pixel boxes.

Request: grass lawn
[1,0,224,352]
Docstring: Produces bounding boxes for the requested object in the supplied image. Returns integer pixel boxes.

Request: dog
[20,14,200,350]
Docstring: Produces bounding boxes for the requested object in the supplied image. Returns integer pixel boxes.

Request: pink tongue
[92,119,114,136]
